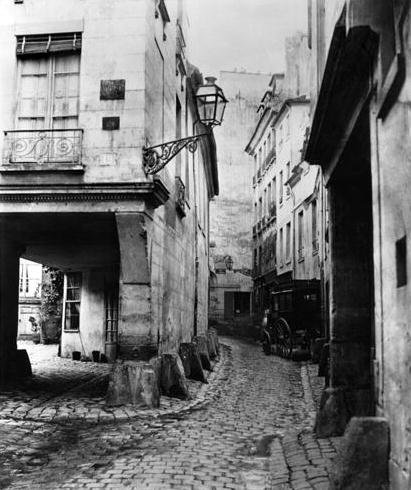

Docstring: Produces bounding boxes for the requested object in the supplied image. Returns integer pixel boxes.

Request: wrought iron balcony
[269,203,277,218]
[2,129,83,171]
[175,176,186,217]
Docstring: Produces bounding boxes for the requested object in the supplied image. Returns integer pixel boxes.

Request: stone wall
[210,70,273,269]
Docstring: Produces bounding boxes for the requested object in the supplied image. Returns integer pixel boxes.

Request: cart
[261,283,321,358]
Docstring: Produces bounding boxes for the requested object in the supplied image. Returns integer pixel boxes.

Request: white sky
[187,0,308,77]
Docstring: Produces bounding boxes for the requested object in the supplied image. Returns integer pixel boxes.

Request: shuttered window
[16,53,80,129]
[16,32,82,56]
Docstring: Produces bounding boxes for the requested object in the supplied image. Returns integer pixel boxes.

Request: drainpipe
[192,121,199,337]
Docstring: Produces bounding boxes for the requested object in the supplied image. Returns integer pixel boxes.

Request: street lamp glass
[195,76,227,127]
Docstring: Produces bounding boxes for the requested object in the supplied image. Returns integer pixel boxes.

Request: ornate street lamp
[143,76,227,174]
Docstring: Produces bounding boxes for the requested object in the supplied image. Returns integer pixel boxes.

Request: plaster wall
[275,103,310,278]
[0,0,149,185]
[371,8,411,485]
[60,268,106,358]
[211,70,272,269]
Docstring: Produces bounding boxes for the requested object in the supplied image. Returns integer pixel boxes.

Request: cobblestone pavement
[0,338,340,489]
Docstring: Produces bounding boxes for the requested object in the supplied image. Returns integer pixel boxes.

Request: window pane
[65,302,80,330]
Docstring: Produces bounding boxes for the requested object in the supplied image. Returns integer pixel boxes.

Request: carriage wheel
[275,317,293,359]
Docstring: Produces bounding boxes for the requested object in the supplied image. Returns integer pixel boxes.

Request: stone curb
[1,344,233,426]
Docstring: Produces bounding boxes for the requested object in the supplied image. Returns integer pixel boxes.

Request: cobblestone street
[0,338,340,489]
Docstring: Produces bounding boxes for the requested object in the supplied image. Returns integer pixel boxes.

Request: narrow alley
[0,339,338,490]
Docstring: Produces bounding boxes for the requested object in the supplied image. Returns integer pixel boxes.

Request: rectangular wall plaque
[102,117,120,130]
[100,79,126,100]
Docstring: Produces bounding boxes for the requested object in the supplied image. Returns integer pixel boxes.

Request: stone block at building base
[8,350,32,379]
[193,335,212,371]
[315,387,372,438]
[206,332,218,359]
[311,337,327,364]
[315,387,350,437]
[209,328,220,355]
[160,353,190,400]
[330,417,389,489]
[106,361,160,408]
[179,343,207,383]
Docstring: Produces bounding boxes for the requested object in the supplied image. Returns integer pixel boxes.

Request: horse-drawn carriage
[261,281,321,358]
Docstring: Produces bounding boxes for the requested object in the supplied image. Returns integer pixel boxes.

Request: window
[279,228,284,265]
[312,200,318,252]
[279,171,283,203]
[298,211,304,260]
[286,113,290,138]
[267,183,272,208]
[254,202,258,222]
[16,34,81,130]
[286,162,290,180]
[258,148,262,168]
[396,236,407,287]
[64,272,81,331]
[268,132,272,150]
[286,222,291,262]
[273,177,277,205]
[264,188,267,215]
[259,197,263,218]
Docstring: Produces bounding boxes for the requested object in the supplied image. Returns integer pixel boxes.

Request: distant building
[17,259,42,340]
[210,70,282,269]
[246,32,323,328]
[209,255,253,336]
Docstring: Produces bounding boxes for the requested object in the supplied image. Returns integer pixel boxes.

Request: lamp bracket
[143,133,209,174]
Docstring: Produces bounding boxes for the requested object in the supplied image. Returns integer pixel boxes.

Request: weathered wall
[210,70,272,269]
[61,268,106,358]
[371,6,411,486]
[0,0,148,185]
[0,0,215,362]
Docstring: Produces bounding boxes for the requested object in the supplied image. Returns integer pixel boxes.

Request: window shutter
[16,33,82,56]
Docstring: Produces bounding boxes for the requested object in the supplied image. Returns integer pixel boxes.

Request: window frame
[15,52,80,130]
[63,272,82,332]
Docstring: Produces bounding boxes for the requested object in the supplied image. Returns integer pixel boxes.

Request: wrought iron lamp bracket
[143,132,209,175]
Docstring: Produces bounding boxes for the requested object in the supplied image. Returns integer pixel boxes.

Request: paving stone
[0,338,340,489]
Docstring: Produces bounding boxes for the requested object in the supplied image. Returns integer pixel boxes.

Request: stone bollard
[179,342,207,383]
[209,328,220,355]
[330,417,389,489]
[160,353,190,400]
[193,335,212,371]
[106,360,160,408]
[10,350,32,378]
[206,332,218,359]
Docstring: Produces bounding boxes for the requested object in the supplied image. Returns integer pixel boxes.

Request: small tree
[40,267,64,343]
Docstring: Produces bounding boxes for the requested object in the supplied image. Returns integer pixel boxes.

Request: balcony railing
[2,129,83,170]
[175,176,186,217]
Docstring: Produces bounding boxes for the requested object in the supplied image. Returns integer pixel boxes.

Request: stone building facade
[306,0,411,487]
[0,0,218,383]
[209,254,253,335]
[210,70,276,270]
[246,32,323,325]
